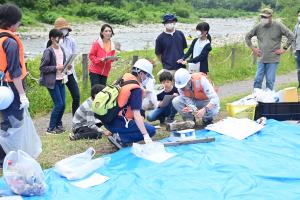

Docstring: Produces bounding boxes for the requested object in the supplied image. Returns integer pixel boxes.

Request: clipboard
[63,54,77,71]
[159,95,175,108]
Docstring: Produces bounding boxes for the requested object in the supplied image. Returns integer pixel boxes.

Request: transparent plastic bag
[3,150,47,196]
[54,147,111,180]
[0,109,42,159]
[142,78,158,110]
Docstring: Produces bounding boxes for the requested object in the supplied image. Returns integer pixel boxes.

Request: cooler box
[254,102,300,121]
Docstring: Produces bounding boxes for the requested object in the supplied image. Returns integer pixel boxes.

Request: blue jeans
[296,50,300,86]
[254,62,279,90]
[66,74,80,116]
[105,117,156,144]
[47,80,66,130]
[147,103,177,123]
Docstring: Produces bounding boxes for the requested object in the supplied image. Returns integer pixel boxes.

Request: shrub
[174,7,190,18]
[40,11,59,24]
[97,7,130,24]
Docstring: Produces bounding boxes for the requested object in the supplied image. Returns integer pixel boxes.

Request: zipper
[100,51,108,76]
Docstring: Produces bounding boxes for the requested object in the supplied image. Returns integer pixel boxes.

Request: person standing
[245,8,295,91]
[89,24,117,87]
[0,3,29,161]
[155,13,187,76]
[54,17,80,116]
[292,9,300,88]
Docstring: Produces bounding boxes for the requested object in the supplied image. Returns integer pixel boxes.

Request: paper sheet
[71,173,109,189]
[205,117,264,140]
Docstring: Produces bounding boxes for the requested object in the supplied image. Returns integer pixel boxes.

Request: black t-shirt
[157,87,178,101]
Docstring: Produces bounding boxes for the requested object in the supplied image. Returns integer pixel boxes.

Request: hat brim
[175,80,189,89]
[162,19,178,24]
[259,13,271,17]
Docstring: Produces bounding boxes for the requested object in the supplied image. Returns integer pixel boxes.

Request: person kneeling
[172,68,220,126]
[71,84,110,140]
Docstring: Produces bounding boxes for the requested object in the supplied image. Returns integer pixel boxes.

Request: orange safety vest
[183,72,216,100]
[117,73,143,120]
[0,29,27,82]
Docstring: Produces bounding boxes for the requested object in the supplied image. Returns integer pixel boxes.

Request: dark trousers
[47,80,66,130]
[0,82,24,131]
[296,50,300,86]
[89,72,108,87]
[73,126,102,140]
[66,74,80,116]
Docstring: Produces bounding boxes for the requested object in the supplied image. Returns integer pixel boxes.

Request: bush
[97,7,130,24]
[40,11,59,24]
[174,7,190,18]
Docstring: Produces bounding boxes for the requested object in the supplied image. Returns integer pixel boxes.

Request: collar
[164,29,176,36]
[97,37,115,51]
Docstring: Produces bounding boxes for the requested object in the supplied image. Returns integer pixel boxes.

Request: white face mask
[61,29,69,36]
[261,18,269,25]
[165,23,175,30]
[196,31,201,37]
[142,76,149,87]
[298,16,300,22]
[59,39,64,45]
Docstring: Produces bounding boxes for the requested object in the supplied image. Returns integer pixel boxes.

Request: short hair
[0,3,22,29]
[46,29,64,48]
[100,24,114,39]
[196,22,210,32]
[91,84,105,99]
[159,71,173,83]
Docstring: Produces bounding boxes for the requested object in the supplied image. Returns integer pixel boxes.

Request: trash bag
[0,109,42,159]
[54,147,110,180]
[3,150,47,196]
[142,78,158,110]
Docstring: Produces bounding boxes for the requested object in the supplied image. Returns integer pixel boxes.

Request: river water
[21,18,256,57]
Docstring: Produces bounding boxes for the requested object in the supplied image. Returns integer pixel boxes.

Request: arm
[178,88,198,112]
[40,49,57,74]
[281,23,295,50]
[183,39,196,60]
[245,25,258,49]
[155,37,163,64]
[189,43,212,63]
[88,42,103,64]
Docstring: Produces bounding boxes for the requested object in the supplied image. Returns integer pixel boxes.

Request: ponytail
[46,40,52,48]
[207,33,212,43]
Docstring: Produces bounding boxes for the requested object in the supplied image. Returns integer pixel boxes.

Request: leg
[172,96,194,121]
[164,102,177,121]
[89,72,101,88]
[253,62,266,89]
[56,81,66,128]
[265,62,279,90]
[98,75,108,86]
[147,107,165,123]
[66,74,80,116]
[296,50,300,87]
[72,126,102,140]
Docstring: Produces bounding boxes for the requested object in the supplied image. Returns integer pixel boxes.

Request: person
[245,8,295,91]
[54,17,80,116]
[0,3,29,162]
[104,59,156,149]
[39,29,66,134]
[155,13,187,75]
[292,9,300,88]
[147,71,178,124]
[177,22,212,74]
[71,84,111,140]
[89,24,117,87]
[172,68,220,126]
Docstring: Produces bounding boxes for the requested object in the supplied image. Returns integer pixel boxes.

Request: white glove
[19,93,29,110]
[143,134,153,144]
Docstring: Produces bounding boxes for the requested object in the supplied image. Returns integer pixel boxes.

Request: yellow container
[281,87,298,102]
[226,103,257,120]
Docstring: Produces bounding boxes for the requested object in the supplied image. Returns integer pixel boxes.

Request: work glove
[143,134,153,144]
[19,93,29,110]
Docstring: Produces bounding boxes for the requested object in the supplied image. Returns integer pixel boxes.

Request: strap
[120,80,139,87]
[0,32,15,74]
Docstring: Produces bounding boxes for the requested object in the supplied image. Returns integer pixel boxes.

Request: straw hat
[259,8,273,17]
[54,17,72,31]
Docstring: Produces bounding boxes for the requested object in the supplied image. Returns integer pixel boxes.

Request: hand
[195,108,206,118]
[103,130,112,136]
[273,48,286,55]
[177,59,184,64]
[143,134,153,144]
[252,47,262,57]
[19,93,29,110]
[56,64,64,70]
[182,60,187,65]
[182,106,192,113]
[173,93,179,97]
[67,65,72,70]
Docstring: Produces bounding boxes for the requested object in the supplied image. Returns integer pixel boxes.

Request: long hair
[46,28,63,48]
[100,24,114,39]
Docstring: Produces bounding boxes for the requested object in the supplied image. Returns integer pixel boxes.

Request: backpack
[91,78,139,124]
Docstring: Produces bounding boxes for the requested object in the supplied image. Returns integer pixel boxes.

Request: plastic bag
[142,78,158,110]
[54,147,110,180]
[0,109,42,159]
[3,150,47,196]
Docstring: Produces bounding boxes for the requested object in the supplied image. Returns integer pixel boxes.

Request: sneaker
[107,133,123,150]
[69,132,77,141]
[202,119,213,127]
[56,125,66,132]
[46,127,64,135]
[165,118,175,124]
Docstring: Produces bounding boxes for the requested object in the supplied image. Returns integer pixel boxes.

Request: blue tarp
[1,119,300,199]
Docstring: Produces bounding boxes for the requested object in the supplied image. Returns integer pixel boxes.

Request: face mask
[59,39,64,45]
[61,29,69,36]
[142,77,149,87]
[298,16,300,22]
[261,18,269,25]
[196,31,201,37]
[165,23,175,30]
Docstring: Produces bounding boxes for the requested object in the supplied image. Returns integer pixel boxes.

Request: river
[20,17,256,57]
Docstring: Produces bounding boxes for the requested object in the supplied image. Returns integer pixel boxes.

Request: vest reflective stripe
[0,29,27,82]
[117,73,142,119]
[183,72,209,100]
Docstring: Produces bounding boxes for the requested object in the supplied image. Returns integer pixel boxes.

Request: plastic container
[277,87,298,102]
[226,103,257,120]
[171,129,196,141]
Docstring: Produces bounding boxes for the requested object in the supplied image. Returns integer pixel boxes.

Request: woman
[177,22,212,74]
[89,24,117,87]
[54,17,80,116]
[39,29,66,134]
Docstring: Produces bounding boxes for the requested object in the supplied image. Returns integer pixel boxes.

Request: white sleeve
[201,76,220,107]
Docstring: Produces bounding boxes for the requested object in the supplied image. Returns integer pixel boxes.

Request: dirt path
[33,70,298,134]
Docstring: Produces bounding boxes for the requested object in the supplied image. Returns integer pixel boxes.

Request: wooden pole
[231,48,236,68]
[82,54,88,87]
[163,137,215,147]
[132,55,138,66]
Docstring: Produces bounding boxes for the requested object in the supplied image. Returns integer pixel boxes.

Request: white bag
[54,147,110,180]
[142,78,158,110]
[3,150,47,196]
[0,109,42,159]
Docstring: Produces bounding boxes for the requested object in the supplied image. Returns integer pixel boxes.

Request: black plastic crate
[254,102,300,121]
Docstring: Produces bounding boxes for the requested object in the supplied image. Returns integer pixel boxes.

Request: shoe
[56,125,66,132]
[165,118,175,124]
[202,119,213,127]
[46,127,64,135]
[69,132,77,141]
[107,133,123,150]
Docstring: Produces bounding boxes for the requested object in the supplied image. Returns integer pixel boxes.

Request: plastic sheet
[1,120,300,199]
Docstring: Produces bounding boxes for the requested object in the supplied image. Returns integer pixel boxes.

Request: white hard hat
[0,86,14,110]
[174,68,191,89]
[133,59,154,78]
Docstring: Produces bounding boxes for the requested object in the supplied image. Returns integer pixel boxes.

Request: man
[155,13,187,75]
[0,4,29,160]
[172,68,220,126]
[245,8,295,91]
[105,59,156,149]
[71,84,111,141]
[292,9,300,88]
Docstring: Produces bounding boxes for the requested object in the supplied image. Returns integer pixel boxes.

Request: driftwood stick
[163,137,215,147]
